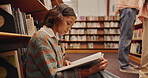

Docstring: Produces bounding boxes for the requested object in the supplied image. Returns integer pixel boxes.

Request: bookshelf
[0,0,54,77]
[0,32,31,52]
[129,23,143,64]
[0,0,49,51]
[0,0,49,21]
[61,16,120,53]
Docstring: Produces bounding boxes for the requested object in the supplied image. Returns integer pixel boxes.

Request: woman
[26,4,108,78]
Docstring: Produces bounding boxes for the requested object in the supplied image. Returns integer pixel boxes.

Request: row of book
[132,28,143,40]
[73,22,86,27]
[64,35,119,41]
[69,29,120,34]
[64,43,118,49]
[76,16,120,21]
[104,29,120,34]
[104,43,119,49]
[130,43,142,54]
[70,29,85,34]
[0,4,37,36]
[86,29,98,34]
[104,36,119,41]
[103,22,119,27]
[73,22,119,28]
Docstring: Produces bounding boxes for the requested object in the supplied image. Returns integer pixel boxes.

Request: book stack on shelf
[130,43,142,54]
[61,16,120,53]
[0,4,37,35]
[76,16,87,21]
[132,28,143,40]
[0,0,52,77]
[129,16,143,64]
[0,4,38,78]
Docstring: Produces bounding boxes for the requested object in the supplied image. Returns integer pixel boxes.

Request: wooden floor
[66,53,139,78]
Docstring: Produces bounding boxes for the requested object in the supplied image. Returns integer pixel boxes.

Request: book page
[57,52,104,72]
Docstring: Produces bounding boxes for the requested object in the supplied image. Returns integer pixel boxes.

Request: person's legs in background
[118,8,139,74]
[139,18,148,78]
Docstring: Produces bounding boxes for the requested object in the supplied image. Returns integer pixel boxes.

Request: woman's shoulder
[29,30,50,43]
[33,30,49,38]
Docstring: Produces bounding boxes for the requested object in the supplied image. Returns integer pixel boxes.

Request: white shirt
[40,25,60,40]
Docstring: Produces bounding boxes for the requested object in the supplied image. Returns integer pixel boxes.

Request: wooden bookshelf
[0,0,53,52]
[134,23,143,29]
[0,0,60,77]
[132,39,142,41]
[62,16,120,53]
[66,49,118,53]
[65,34,120,35]
[129,54,141,64]
[0,0,48,20]
[76,20,120,22]
[0,0,54,76]
[66,48,118,50]
[129,23,143,64]
[61,40,119,42]
[72,27,120,29]
[0,32,31,52]
[130,52,141,56]
[132,39,142,43]
[0,32,31,39]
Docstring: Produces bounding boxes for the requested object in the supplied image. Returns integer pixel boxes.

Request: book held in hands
[57,52,104,72]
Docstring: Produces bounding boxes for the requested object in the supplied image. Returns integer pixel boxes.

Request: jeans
[89,70,120,78]
[118,8,138,69]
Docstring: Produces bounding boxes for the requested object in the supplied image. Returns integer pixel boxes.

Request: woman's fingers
[65,60,72,66]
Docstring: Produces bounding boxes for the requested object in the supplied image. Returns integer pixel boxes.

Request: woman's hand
[64,60,72,66]
[89,57,108,74]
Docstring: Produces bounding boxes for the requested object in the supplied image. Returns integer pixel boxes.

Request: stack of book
[130,43,142,54]
[132,28,143,40]
[0,4,37,36]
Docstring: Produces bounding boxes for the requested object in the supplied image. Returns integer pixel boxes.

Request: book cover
[57,52,104,72]
[0,8,16,33]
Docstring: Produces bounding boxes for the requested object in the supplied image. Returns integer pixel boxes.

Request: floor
[66,53,139,78]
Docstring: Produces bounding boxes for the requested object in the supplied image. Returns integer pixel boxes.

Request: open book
[57,52,104,72]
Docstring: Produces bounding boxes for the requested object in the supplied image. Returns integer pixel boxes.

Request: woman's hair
[144,0,148,6]
[41,4,76,28]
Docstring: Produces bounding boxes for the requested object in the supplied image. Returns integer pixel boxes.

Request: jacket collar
[40,25,59,40]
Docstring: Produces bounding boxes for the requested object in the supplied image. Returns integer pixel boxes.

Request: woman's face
[57,16,76,35]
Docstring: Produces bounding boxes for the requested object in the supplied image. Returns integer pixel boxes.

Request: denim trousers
[118,8,138,69]
[89,70,120,78]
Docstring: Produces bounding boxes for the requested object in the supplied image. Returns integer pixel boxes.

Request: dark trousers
[118,8,138,69]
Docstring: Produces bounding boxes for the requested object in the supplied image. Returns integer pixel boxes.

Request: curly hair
[41,4,76,28]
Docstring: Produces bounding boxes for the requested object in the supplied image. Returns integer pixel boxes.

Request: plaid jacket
[26,27,81,78]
